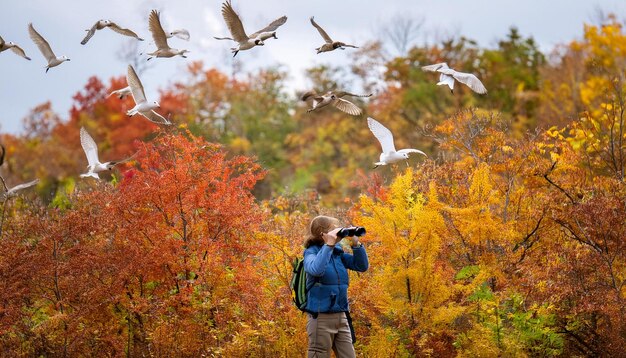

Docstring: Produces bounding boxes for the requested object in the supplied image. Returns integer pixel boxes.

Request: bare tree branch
[380,14,424,55]
[116,39,154,76]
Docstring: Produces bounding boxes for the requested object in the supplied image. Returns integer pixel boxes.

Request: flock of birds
[0,0,489,199]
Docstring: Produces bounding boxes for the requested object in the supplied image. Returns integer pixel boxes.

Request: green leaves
[455,265,480,281]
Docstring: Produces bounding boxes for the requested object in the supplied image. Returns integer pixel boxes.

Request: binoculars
[336,226,366,239]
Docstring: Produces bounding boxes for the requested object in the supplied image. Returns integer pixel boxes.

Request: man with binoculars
[303,215,369,358]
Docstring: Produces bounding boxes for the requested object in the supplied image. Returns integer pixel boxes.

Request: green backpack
[290,257,308,312]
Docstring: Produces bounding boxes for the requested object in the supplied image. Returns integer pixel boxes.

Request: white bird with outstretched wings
[0,35,31,60]
[126,65,172,125]
[28,23,70,72]
[146,10,189,60]
[216,0,287,57]
[422,62,487,94]
[367,117,426,168]
[79,127,127,179]
[81,19,143,45]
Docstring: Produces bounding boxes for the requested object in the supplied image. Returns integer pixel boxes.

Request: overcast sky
[1,0,625,135]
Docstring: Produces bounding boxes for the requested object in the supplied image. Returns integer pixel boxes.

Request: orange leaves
[2,18,626,356]
[0,130,275,355]
[115,132,266,259]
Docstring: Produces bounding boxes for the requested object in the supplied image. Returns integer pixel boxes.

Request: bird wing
[127,65,147,104]
[80,21,100,45]
[451,71,487,94]
[397,148,427,157]
[0,35,5,47]
[108,22,143,40]
[10,44,30,60]
[336,42,358,48]
[333,98,362,116]
[114,151,138,165]
[334,91,372,98]
[80,127,100,167]
[301,90,320,102]
[309,17,333,43]
[249,15,287,39]
[148,10,170,49]
[367,117,396,153]
[170,29,190,40]
[28,23,56,61]
[141,110,172,125]
[421,62,448,72]
[109,86,131,99]
[7,179,39,196]
[221,1,249,42]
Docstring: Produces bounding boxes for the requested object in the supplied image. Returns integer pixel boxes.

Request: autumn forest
[1,16,626,357]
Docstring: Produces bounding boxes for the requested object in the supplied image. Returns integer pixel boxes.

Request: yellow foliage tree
[352,168,461,354]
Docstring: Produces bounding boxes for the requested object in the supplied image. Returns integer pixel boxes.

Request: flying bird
[108,86,131,100]
[310,17,358,54]
[166,29,190,41]
[80,19,143,45]
[79,127,125,180]
[28,23,70,72]
[217,0,287,57]
[213,30,278,42]
[0,35,31,60]
[146,9,189,60]
[126,65,172,125]
[422,63,487,94]
[301,90,371,116]
[367,117,426,168]
[0,177,39,200]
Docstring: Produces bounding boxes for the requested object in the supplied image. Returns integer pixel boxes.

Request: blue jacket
[303,244,369,313]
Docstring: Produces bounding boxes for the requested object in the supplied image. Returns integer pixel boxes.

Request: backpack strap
[345,311,356,343]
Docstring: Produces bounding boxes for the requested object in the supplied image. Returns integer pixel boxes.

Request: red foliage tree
[0,132,270,356]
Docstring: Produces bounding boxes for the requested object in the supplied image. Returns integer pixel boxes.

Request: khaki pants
[306,312,355,358]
